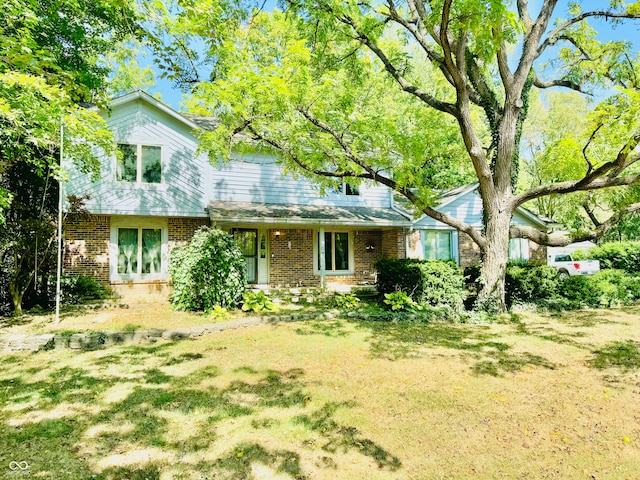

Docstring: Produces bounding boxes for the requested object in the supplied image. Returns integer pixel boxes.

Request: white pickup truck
[547,253,600,280]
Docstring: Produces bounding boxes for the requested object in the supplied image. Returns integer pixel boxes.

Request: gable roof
[109,90,201,131]
[412,183,552,230]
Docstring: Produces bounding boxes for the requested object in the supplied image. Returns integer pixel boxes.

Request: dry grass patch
[0,308,639,479]
[0,301,263,335]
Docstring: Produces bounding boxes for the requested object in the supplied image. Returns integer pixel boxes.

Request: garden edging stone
[0,313,323,353]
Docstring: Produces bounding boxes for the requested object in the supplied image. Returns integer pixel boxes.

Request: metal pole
[319,227,326,289]
[55,122,64,324]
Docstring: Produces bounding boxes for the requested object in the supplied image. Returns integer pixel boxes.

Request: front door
[233,229,258,283]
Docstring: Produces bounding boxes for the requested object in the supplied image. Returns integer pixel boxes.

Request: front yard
[1,305,639,479]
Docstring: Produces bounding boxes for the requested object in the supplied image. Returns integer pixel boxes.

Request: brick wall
[381,228,406,259]
[64,215,110,283]
[64,216,210,285]
[269,229,317,287]
[268,229,391,287]
[458,231,482,268]
[168,217,210,253]
[327,230,383,286]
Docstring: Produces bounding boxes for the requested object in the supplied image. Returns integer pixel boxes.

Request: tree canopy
[0,0,141,313]
[152,0,640,310]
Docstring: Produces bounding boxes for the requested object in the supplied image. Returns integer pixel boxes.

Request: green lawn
[1,306,640,479]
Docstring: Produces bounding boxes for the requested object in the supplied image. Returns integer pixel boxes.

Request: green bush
[47,274,112,305]
[169,227,246,311]
[580,242,640,273]
[375,258,466,311]
[562,269,640,308]
[505,262,560,306]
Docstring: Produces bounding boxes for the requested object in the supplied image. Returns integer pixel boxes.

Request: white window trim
[115,143,164,184]
[313,230,355,276]
[421,229,459,265]
[110,217,169,282]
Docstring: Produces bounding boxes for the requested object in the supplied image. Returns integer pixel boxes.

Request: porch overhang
[207,201,411,228]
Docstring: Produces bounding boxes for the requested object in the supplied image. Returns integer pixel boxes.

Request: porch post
[319,227,326,289]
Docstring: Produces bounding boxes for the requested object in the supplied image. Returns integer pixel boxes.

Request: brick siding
[458,231,482,268]
[381,228,406,259]
[269,229,317,287]
[65,216,210,285]
[64,215,111,283]
[458,232,548,267]
[168,217,210,253]
[268,228,404,288]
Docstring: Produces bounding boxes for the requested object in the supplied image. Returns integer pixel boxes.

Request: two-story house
[63,91,411,296]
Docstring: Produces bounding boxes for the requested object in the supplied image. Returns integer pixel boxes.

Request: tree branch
[315,1,458,117]
[511,202,640,246]
[243,112,486,248]
[540,10,640,55]
[533,74,586,92]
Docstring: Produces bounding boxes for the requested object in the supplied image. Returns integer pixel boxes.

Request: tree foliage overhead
[152,0,640,310]
[0,0,141,313]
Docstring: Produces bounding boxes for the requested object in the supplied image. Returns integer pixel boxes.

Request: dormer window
[116,144,162,183]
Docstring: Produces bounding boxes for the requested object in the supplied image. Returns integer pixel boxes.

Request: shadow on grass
[0,343,400,479]
[511,316,591,349]
[588,340,640,372]
[359,320,557,377]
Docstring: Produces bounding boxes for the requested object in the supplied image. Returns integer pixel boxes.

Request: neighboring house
[406,184,551,266]
[63,91,411,294]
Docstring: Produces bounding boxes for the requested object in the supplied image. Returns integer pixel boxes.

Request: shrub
[582,242,640,273]
[562,269,640,308]
[47,274,112,305]
[505,262,560,306]
[375,258,466,311]
[169,227,246,311]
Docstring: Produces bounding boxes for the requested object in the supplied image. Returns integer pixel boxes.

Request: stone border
[0,312,333,353]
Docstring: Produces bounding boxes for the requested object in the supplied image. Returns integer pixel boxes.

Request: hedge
[375,258,466,311]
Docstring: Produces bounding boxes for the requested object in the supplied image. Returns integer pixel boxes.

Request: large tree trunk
[9,282,24,316]
[476,208,512,312]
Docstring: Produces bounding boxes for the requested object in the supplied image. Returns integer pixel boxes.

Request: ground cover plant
[1,305,640,479]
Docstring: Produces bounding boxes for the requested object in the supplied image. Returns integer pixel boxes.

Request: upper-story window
[330,182,359,196]
[116,144,162,184]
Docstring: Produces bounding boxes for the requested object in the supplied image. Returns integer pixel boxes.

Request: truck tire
[558,269,570,281]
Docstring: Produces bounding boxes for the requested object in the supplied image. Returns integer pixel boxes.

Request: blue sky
[142,1,640,110]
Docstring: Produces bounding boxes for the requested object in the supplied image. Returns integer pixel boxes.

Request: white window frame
[313,230,355,275]
[421,229,459,264]
[110,217,169,282]
[115,143,164,184]
[509,238,530,261]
